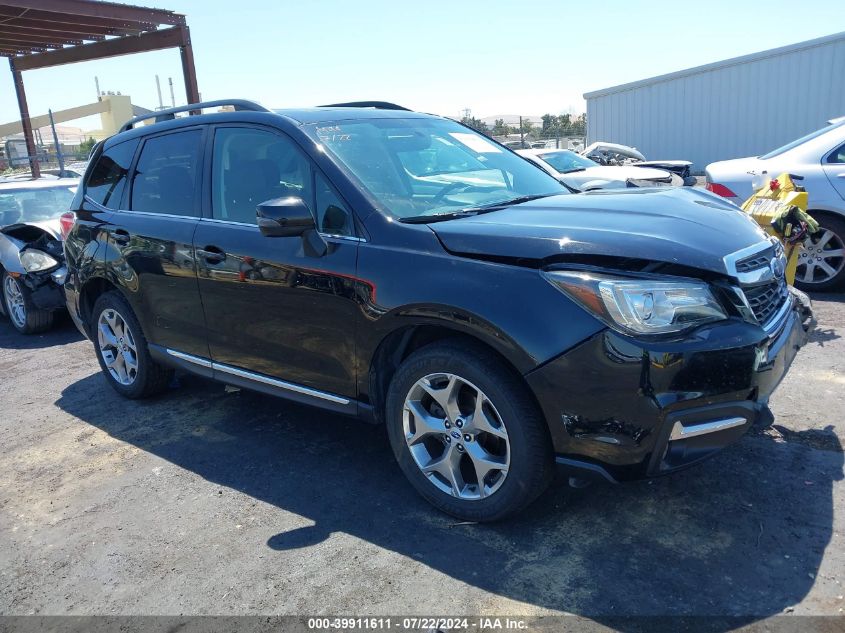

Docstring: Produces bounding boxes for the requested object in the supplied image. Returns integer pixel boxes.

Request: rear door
[193,124,360,400]
[100,127,208,358]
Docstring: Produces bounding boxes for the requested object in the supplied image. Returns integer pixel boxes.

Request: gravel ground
[0,295,843,624]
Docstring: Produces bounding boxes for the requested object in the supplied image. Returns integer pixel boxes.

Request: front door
[193,125,360,399]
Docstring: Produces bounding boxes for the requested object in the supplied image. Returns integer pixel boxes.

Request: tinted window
[86,139,138,209]
[130,130,202,216]
[315,171,353,236]
[212,127,311,225]
[827,143,845,164]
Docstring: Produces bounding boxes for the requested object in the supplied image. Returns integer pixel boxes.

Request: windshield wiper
[399,193,558,224]
[469,192,557,211]
[562,167,587,174]
[399,210,482,224]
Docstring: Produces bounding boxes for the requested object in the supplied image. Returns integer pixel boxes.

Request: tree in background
[492,118,512,136]
[79,136,97,157]
[460,115,491,136]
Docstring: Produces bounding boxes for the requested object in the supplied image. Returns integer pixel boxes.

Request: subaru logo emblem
[770,257,785,279]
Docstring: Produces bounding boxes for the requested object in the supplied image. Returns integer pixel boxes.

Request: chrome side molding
[164,348,349,405]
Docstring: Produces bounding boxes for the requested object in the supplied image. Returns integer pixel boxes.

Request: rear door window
[130,130,203,216]
[85,138,139,209]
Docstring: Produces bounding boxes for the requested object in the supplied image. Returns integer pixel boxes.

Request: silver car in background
[0,179,76,334]
[706,117,845,291]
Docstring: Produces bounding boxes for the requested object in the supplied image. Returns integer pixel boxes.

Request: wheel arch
[77,276,125,336]
[365,318,541,426]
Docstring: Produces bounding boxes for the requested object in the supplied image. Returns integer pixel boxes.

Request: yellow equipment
[740,172,819,285]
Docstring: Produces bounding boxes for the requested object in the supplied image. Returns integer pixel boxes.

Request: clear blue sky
[1,0,843,130]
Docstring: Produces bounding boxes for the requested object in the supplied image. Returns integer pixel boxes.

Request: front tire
[91,291,172,399]
[386,341,554,522]
[2,271,54,334]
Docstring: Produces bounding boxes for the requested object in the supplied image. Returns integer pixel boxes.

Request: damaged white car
[517,148,681,191]
[0,179,75,334]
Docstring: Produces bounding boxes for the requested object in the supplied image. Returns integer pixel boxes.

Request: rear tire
[2,271,54,334]
[385,340,554,522]
[91,291,172,399]
[794,215,845,292]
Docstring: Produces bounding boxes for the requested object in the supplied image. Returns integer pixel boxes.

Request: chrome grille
[735,253,771,273]
[743,280,789,325]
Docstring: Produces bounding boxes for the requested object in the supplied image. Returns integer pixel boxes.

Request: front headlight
[542,270,727,335]
[20,249,59,273]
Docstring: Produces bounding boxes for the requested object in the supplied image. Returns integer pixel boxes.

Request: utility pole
[168,77,176,108]
[94,76,101,101]
[48,109,64,174]
[519,116,524,148]
[155,75,164,110]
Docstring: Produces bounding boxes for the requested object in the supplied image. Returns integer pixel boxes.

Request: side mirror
[257,197,315,237]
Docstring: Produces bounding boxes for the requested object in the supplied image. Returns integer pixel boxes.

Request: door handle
[196,246,226,264]
[113,228,130,245]
[836,173,845,178]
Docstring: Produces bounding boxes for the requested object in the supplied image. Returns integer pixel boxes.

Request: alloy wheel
[97,308,139,386]
[3,275,26,329]
[797,228,845,285]
[402,373,510,500]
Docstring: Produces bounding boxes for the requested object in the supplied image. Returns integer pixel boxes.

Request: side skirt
[149,344,362,417]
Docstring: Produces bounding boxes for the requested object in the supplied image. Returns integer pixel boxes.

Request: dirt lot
[1,295,843,624]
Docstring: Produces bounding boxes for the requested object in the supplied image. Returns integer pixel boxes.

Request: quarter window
[130,130,203,216]
[85,138,139,209]
[827,143,845,164]
[211,127,311,225]
[315,171,353,236]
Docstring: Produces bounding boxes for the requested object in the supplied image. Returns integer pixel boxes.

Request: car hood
[429,187,770,275]
[0,218,62,240]
[571,165,670,181]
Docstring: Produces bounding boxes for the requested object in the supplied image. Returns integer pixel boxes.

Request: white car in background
[706,117,845,291]
[517,149,680,192]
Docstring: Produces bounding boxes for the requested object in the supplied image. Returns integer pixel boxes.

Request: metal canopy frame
[1,0,199,177]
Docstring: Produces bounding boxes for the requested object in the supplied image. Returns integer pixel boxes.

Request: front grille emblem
[769,257,785,279]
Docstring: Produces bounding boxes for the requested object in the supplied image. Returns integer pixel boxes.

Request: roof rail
[318,101,410,111]
[119,99,270,133]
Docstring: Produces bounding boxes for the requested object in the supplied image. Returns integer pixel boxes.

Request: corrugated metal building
[583,32,845,173]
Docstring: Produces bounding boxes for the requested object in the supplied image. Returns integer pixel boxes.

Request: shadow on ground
[0,314,82,350]
[54,369,844,625]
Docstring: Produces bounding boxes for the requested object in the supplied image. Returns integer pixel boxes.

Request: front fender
[0,233,26,274]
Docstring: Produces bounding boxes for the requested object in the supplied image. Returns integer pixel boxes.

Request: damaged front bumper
[526,293,809,483]
[16,266,67,311]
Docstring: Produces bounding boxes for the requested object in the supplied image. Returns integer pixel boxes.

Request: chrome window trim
[198,217,367,242]
[113,208,199,221]
[163,348,349,405]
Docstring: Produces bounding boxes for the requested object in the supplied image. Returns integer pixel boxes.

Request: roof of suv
[102,101,440,150]
[273,107,434,124]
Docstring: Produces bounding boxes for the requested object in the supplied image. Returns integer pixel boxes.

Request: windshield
[759,121,845,159]
[306,118,567,220]
[537,150,598,173]
[0,186,75,226]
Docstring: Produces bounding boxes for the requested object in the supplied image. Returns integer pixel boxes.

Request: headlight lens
[20,249,59,273]
[542,270,727,335]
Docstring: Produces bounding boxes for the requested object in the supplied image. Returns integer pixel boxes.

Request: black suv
[64,100,809,521]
